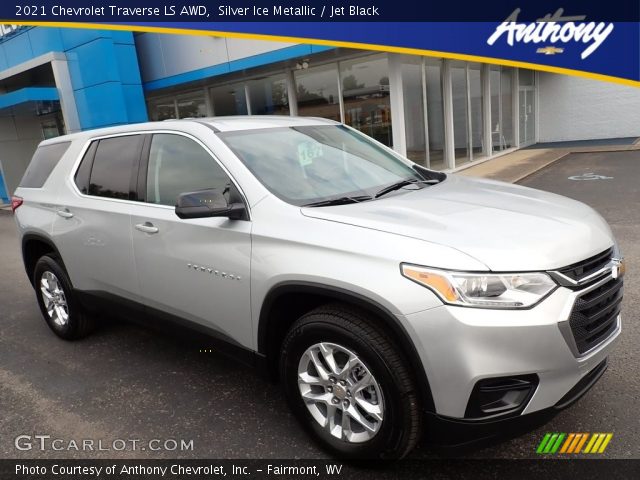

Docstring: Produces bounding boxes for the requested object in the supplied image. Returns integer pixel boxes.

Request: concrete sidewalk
[458,142,640,183]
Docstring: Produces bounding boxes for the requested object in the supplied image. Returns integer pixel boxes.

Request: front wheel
[280,304,423,459]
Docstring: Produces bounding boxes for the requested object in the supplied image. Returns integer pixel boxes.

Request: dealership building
[2,25,640,204]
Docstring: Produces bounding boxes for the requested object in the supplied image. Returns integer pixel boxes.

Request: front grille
[558,247,613,284]
[569,277,623,354]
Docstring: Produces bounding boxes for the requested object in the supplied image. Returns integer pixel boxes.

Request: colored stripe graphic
[550,433,566,453]
[536,433,552,454]
[574,433,590,453]
[559,433,575,453]
[537,433,613,454]
[536,433,565,454]
[598,433,614,453]
[584,434,599,453]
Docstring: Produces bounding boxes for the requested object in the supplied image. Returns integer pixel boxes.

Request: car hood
[301,175,614,271]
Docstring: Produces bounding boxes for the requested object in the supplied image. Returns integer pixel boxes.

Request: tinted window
[146,134,230,206]
[20,142,71,188]
[89,135,143,200]
[74,141,97,194]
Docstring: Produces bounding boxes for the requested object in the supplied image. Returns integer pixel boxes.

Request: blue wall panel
[0,26,147,130]
[27,28,64,57]
[0,170,9,204]
[0,45,7,71]
[67,38,122,90]
[60,28,112,51]
[3,32,34,66]
[74,82,129,129]
[121,85,149,124]
[114,44,143,85]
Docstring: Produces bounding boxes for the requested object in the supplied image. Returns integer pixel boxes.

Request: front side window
[146,134,231,206]
[220,125,423,206]
[88,135,143,200]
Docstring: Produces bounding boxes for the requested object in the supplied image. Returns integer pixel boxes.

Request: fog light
[465,374,538,419]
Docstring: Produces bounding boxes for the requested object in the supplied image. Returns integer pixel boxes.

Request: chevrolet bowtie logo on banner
[536,433,613,454]
[536,46,565,55]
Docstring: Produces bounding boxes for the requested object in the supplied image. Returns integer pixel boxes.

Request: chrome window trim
[67,129,252,220]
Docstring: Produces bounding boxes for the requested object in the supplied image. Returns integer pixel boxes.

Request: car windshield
[219,125,426,206]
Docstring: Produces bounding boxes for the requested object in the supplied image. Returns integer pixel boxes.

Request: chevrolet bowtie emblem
[536,46,565,55]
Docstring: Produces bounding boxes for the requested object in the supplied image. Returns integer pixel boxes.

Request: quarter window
[146,134,231,206]
[20,142,71,188]
[88,135,143,200]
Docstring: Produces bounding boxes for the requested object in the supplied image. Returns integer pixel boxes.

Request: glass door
[518,87,535,146]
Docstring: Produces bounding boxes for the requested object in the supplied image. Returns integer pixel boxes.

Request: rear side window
[88,135,144,200]
[19,142,71,188]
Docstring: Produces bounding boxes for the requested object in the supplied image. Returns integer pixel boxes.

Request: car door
[130,132,253,349]
[52,134,144,301]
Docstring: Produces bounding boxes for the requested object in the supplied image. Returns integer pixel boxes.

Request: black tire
[280,303,422,459]
[33,254,95,340]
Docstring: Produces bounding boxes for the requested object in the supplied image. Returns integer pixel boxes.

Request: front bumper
[424,358,608,447]
[403,280,621,420]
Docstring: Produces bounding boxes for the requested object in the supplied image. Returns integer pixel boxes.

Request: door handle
[135,222,159,234]
[56,209,74,219]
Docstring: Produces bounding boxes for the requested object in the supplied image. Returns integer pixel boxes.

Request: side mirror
[175,189,246,220]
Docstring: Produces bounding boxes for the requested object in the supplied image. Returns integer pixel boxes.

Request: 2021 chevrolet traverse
[13,117,623,458]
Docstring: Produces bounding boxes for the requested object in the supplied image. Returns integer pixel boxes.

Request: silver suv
[12,117,624,459]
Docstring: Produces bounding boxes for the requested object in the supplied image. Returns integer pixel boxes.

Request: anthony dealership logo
[536,432,613,454]
[487,8,614,59]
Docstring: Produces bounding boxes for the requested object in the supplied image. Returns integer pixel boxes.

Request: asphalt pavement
[0,150,637,461]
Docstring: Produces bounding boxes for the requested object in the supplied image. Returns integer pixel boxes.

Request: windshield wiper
[302,195,372,207]
[374,179,439,198]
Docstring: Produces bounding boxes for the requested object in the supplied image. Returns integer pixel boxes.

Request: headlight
[401,264,557,308]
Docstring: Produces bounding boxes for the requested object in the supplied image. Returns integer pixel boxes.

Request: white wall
[135,34,296,83]
[538,72,640,142]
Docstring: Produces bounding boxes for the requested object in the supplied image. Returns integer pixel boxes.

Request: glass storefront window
[248,75,289,115]
[210,82,248,116]
[41,115,64,139]
[501,68,514,149]
[468,63,484,159]
[295,64,341,121]
[425,61,445,170]
[340,55,392,147]
[400,57,446,170]
[177,94,207,118]
[519,69,535,87]
[490,66,514,152]
[451,63,469,164]
[401,58,426,164]
[148,98,176,121]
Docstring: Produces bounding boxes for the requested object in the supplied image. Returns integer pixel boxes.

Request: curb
[469,143,640,185]
[512,151,570,184]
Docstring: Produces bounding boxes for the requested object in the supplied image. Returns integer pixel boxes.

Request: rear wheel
[33,254,95,340]
[280,304,422,459]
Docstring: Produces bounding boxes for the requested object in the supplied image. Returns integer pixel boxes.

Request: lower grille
[569,278,623,354]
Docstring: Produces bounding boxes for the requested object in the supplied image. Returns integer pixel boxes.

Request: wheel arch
[22,233,66,287]
[257,281,436,413]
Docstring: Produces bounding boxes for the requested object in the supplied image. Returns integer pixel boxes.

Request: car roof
[201,115,340,132]
[39,116,340,146]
